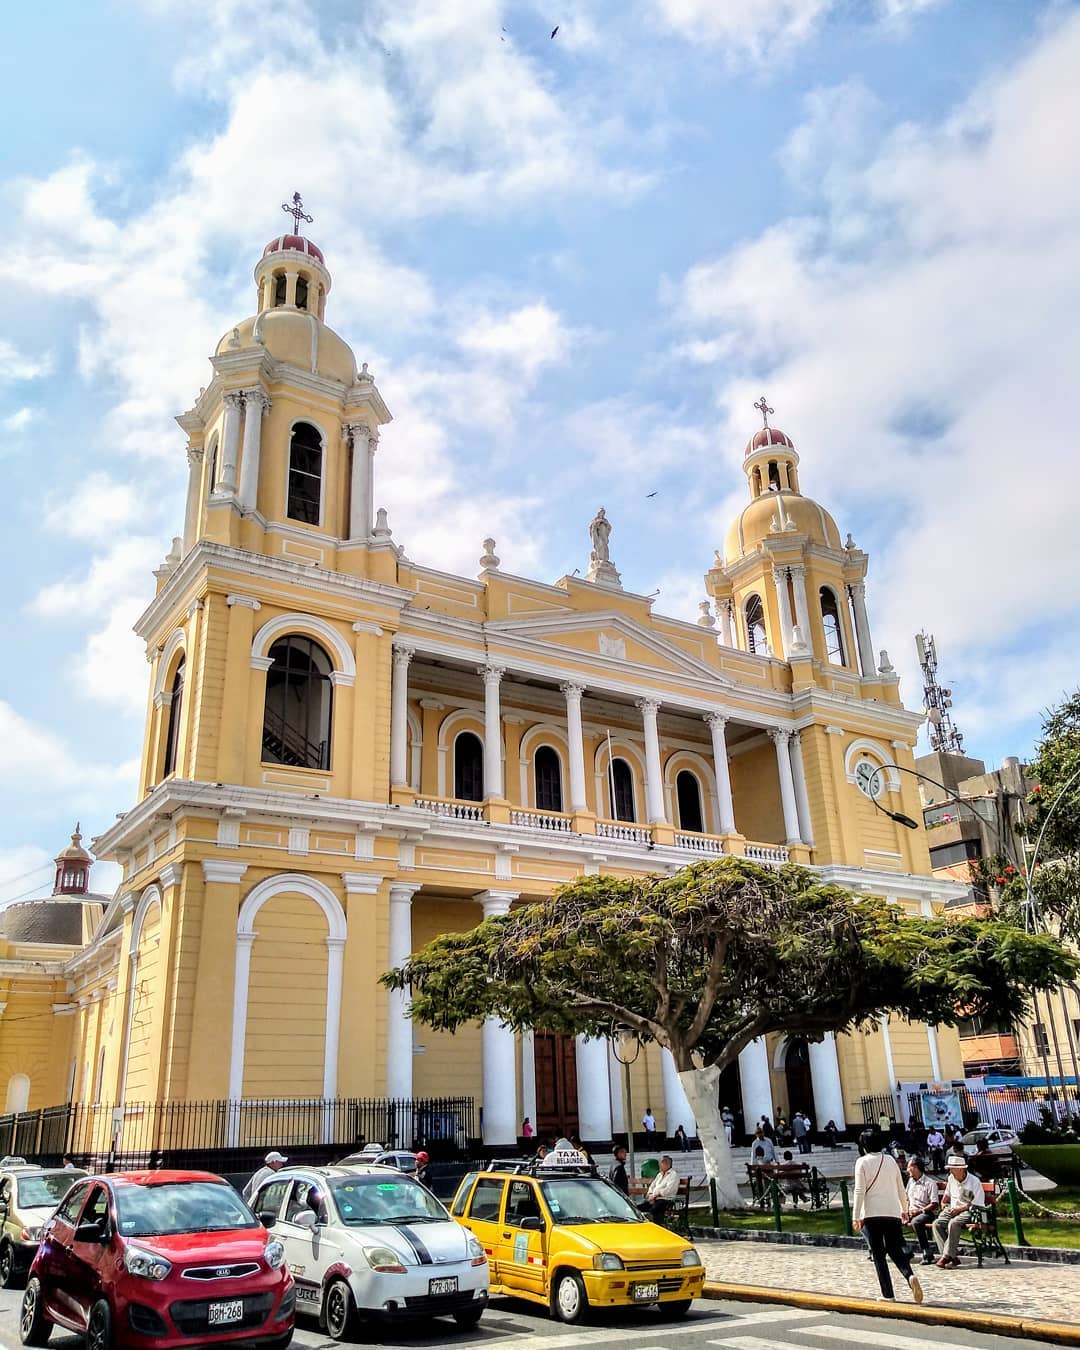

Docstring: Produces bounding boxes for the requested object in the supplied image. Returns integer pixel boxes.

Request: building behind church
[0,220,969,1157]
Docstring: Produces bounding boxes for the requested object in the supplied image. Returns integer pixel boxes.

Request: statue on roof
[586,507,622,590]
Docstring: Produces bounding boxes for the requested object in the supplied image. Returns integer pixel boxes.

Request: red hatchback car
[19,1170,294,1350]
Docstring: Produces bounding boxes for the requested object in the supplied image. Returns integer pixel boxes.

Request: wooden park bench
[935,1179,1009,1267]
[747,1162,831,1210]
[628,1174,692,1236]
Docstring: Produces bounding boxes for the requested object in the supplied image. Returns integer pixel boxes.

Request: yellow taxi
[450,1153,705,1323]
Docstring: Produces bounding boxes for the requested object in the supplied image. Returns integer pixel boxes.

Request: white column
[927,1024,942,1082]
[386,883,418,1099]
[808,1033,846,1130]
[719,601,734,648]
[638,698,667,823]
[237,390,267,511]
[705,713,737,835]
[576,1036,613,1141]
[390,646,413,787]
[850,581,876,678]
[789,732,814,847]
[661,1048,696,1136]
[879,1016,901,1118]
[479,891,519,1144]
[739,1038,774,1135]
[770,729,803,845]
[771,567,793,660]
[479,666,505,800]
[561,682,588,812]
[521,1031,537,1135]
[364,430,378,542]
[608,1042,626,1134]
[788,564,812,653]
[218,392,243,495]
[182,445,203,553]
[324,936,345,1100]
[348,422,372,540]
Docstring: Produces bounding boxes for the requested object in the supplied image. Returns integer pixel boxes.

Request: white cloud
[44,472,142,543]
[665,10,1080,738]
[0,340,52,383]
[457,304,578,377]
[0,700,137,796]
[2,408,36,433]
[30,536,161,620]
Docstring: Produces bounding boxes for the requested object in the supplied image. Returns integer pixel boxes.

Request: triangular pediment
[484,612,733,685]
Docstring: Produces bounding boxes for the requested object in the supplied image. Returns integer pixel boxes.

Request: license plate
[632,1282,659,1302]
[208,1300,244,1326]
[429,1276,458,1296]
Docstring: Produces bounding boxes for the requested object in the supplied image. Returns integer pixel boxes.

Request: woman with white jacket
[852,1147,924,1303]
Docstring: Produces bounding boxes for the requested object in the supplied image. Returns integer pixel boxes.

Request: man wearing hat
[243,1150,288,1201]
[932,1153,980,1267]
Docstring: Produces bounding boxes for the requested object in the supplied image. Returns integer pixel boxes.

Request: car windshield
[116,1181,258,1237]
[328,1176,448,1225]
[539,1178,642,1225]
[17,1174,84,1208]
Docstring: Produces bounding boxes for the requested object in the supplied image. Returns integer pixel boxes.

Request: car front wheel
[0,1240,20,1289]
[453,1306,484,1329]
[19,1278,52,1347]
[552,1270,588,1324]
[86,1300,112,1350]
[323,1279,360,1342]
[661,1299,693,1318]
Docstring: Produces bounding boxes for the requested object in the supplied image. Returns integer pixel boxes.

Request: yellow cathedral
[0,222,968,1153]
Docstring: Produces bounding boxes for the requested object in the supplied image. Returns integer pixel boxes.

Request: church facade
[0,224,967,1145]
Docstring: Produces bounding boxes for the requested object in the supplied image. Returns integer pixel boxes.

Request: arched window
[768,460,781,490]
[745,594,767,655]
[752,466,762,497]
[287,421,323,525]
[295,274,309,311]
[534,746,563,812]
[162,657,185,778]
[273,271,287,306]
[610,757,635,822]
[676,770,705,833]
[454,731,484,802]
[207,436,219,495]
[4,1074,29,1115]
[262,636,333,770]
[820,586,846,666]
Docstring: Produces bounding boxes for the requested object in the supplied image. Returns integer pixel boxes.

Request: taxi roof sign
[540,1147,589,1168]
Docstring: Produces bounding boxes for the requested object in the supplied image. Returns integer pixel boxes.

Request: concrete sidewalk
[698,1237,1080,1324]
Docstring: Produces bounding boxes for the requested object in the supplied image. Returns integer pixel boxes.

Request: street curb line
[702,1281,1080,1345]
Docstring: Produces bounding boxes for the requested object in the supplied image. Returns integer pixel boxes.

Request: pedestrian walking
[793,1111,812,1154]
[905,1157,940,1265]
[522,1116,534,1138]
[609,1144,629,1196]
[721,1106,735,1145]
[642,1106,657,1136]
[933,1154,981,1268]
[242,1149,288,1201]
[926,1126,945,1172]
[853,1147,923,1303]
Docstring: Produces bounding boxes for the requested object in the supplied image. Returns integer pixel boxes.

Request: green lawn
[690,1187,1080,1250]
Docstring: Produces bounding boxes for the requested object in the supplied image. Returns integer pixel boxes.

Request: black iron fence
[861,1085,1074,1133]
[0,1095,475,1175]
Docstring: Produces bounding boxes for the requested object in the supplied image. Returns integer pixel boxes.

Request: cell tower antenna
[916,630,964,754]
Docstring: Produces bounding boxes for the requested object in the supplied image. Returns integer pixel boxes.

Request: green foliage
[1027,689,1080,859]
[383,857,1078,1072]
[1015,1145,1080,1186]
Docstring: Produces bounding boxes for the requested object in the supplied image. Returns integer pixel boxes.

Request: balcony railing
[415,796,484,821]
[510,808,573,833]
[596,820,651,844]
[744,842,790,864]
[673,831,726,855]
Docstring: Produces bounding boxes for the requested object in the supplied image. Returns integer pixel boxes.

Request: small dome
[263,234,325,264]
[55,826,90,863]
[724,490,842,562]
[745,426,795,458]
[216,311,356,385]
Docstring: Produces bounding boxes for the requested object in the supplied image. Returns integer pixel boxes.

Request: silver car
[252,1165,488,1341]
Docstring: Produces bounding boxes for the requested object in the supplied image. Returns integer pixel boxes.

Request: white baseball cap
[265,1151,288,1164]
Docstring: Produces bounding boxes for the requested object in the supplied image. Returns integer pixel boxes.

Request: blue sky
[2,0,1078,904]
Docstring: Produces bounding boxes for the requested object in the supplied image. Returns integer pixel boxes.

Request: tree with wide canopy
[384,857,1076,1206]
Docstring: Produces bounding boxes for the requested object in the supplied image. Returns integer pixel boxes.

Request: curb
[702,1281,1080,1345]
[692,1226,1080,1264]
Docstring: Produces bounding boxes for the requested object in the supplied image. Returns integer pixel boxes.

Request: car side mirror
[259,1213,276,1229]
[519,1216,545,1231]
[293,1210,318,1229]
[75,1222,109,1245]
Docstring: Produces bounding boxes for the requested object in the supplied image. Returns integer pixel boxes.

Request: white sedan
[251,1164,488,1341]
[961,1127,1020,1156]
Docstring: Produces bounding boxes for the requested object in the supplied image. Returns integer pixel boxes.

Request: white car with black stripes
[250,1164,488,1340]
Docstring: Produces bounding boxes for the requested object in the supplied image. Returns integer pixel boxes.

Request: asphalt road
[0,1289,1065,1350]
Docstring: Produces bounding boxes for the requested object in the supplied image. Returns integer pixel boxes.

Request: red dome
[263,234,325,264]
[744,426,795,458]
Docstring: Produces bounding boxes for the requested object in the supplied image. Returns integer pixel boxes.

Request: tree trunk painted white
[678,1065,746,1209]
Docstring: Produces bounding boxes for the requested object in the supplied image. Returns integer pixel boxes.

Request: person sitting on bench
[640,1155,679,1222]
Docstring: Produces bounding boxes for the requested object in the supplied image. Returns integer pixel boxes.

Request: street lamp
[865,761,1080,1106]
[610,1024,641,1182]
